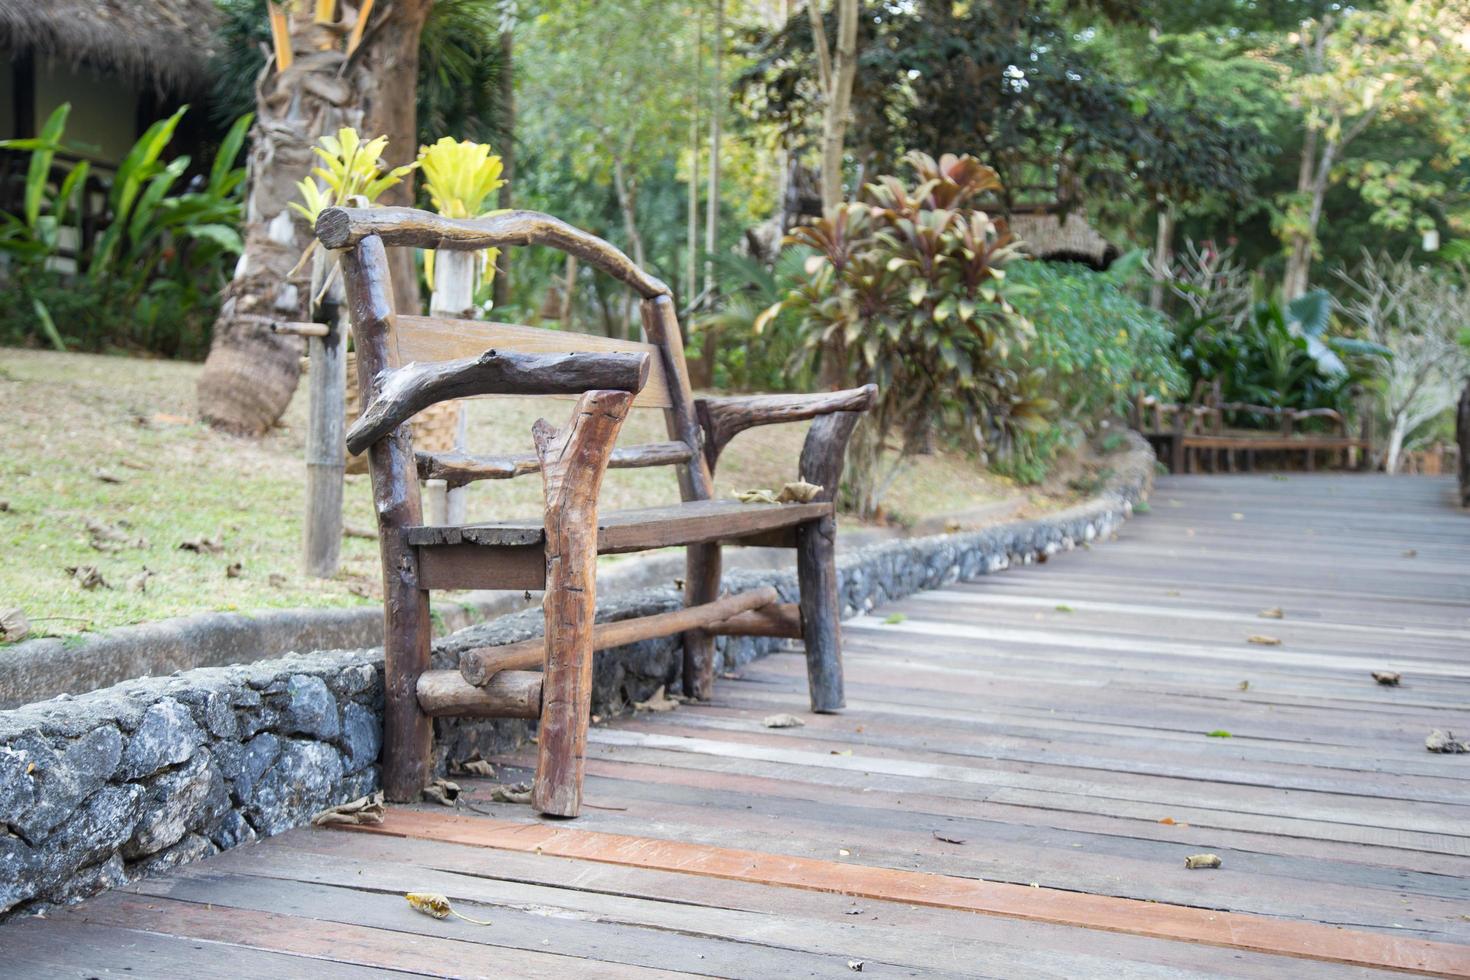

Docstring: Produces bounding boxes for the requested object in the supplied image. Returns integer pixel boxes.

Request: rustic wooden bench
[1135,396,1369,474]
[317,206,876,816]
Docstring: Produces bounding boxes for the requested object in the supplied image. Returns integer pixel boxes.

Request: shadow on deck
[7,475,1470,978]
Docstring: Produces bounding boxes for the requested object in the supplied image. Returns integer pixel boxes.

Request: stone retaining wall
[0,436,1153,920]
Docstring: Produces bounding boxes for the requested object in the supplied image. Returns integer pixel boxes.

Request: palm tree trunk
[197,0,430,436]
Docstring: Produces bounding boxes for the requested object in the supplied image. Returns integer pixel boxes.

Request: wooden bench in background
[1134,395,1371,474]
[318,205,876,817]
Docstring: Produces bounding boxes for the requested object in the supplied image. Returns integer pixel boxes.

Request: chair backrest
[320,205,714,508]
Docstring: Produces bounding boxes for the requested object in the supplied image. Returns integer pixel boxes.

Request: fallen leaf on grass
[126,569,153,593]
[1372,671,1401,687]
[85,518,145,553]
[762,713,805,729]
[1426,730,1470,754]
[93,469,123,484]
[421,778,461,806]
[267,572,288,588]
[1185,853,1222,870]
[406,892,492,925]
[342,524,377,540]
[179,534,225,555]
[66,565,110,590]
[1246,635,1281,646]
[932,831,967,844]
[311,792,385,827]
[1257,607,1283,619]
[0,608,30,643]
[634,685,679,712]
[0,500,9,512]
[225,562,243,579]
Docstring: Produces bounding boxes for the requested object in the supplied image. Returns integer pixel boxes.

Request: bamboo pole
[303,249,347,577]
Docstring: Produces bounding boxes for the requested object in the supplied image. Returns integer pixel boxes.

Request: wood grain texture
[638,296,712,502]
[695,384,878,471]
[317,206,672,299]
[417,669,542,718]
[681,543,721,700]
[345,348,650,455]
[414,542,546,591]
[706,602,803,638]
[795,410,863,712]
[459,587,781,686]
[396,315,673,409]
[533,390,633,817]
[417,441,693,488]
[405,499,831,553]
[341,234,432,803]
[349,810,1470,978]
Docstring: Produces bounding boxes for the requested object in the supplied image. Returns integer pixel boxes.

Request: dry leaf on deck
[932,831,967,844]
[452,756,496,778]
[634,685,679,712]
[1372,671,1401,687]
[1426,730,1470,754]
[406,892,492,925]
[1246,635,1281,646]
[1184,853,1222,869]
[484,781,533,804]
[1257,607,1283,619]
[311,792,385,827]
[848,961,865,972]
[762,713,805,729]
[422,778,461,806]
[734,488,780,505]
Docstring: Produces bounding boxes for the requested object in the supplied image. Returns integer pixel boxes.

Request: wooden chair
[318,205,876,817]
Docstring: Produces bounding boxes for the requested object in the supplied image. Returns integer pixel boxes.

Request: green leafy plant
[764,152,1043,517]
[0,104,250,356]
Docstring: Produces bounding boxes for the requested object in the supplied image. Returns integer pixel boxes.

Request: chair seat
[406,498,832,555]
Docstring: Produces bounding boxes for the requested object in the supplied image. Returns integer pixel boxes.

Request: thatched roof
[0,0,221,93]
[1009,210,1118,270]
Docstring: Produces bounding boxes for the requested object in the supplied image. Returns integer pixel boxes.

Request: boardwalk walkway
[7,475,1469,977]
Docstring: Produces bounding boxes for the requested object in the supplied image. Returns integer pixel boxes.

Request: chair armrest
[346,349,649,455]
[694,384,877,471]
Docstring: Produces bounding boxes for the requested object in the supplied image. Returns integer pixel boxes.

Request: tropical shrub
[1002,255,1185,480]
[762,152,1044,517]
[1172,289,1382,418]
[0,104,250,357]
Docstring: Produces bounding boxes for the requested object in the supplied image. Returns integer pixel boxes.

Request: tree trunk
[197,0,430,436]
[816,0,858,211]
[493,27,515,311]
[612,156,644,341]
[704,0,723,297]
[1385,411,1407,474]
[1149,201,1173,310]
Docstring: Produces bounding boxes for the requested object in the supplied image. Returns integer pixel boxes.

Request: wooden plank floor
[6,474,1468,978]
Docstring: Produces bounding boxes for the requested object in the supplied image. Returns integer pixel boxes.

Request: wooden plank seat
[407,499,832,552]
[318,204,877,819]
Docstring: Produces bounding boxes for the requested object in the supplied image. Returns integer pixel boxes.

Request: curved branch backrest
[317,206,671,299]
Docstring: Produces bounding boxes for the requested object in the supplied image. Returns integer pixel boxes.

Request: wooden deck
[8,474,1469,978]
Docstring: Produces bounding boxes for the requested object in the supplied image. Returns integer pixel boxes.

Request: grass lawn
[0,348,1063,641]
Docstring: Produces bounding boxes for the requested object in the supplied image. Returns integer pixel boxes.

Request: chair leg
[682,542,722,700]
[797,514,844,713]
[530,390,632,818]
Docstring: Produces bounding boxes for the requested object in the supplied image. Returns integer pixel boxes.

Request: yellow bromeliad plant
[416,137,507,293]
[290,127,416,276]
[290,127,417,227]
